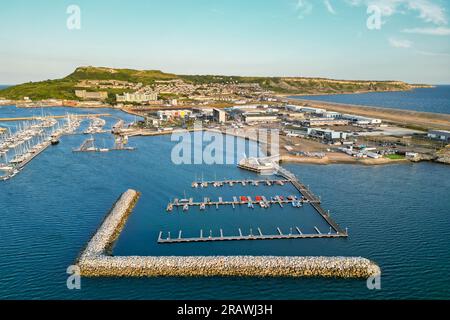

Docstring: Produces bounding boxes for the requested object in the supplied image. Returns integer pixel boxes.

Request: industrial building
[307,128,348,141]
[244,114,279,123]
[428,130,450,142]
[301,118,349,127]
[213,108,227,123]
[340,114,382,125]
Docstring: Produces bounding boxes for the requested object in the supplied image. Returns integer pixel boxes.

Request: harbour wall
[77,190,380,278]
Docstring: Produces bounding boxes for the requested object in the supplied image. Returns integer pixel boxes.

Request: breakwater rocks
[77,189,380,279]
[80,256,380,278]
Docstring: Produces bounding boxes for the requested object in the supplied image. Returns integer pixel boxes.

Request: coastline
[285,97,450,131]
[276,85,434,98]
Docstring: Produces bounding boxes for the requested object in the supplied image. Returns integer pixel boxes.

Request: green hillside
[0,66,420,100]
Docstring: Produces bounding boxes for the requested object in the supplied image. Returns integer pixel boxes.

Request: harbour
[0,105,449,299]
[77,189,377,278]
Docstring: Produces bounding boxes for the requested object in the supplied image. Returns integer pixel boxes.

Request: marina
[77,189,378,278]
[162,160,348,243]
[0,115,82,180]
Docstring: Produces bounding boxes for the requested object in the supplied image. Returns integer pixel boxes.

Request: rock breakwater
[77,190,380,278]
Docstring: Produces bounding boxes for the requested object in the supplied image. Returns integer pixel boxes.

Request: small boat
[50,135,59,145]
[248,202,254,209]
[200,203,206,211]
[166,204,173,212]
[183,204,189,211]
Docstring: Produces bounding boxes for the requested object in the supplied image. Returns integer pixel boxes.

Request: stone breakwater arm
[77,190,380,279]
[80,256,380,278]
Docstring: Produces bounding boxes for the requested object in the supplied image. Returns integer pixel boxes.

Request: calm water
[290,85,450,114]
[1,106,450,300]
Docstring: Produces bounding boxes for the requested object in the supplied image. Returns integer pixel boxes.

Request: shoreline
[285,97,450,131]
[275,85,434,98]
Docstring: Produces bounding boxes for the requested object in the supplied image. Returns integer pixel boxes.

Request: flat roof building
[428,130,450,141]
[244,114,279,123]
[75,90,108,101]
[302,118,349,127]
[213,108,227,123]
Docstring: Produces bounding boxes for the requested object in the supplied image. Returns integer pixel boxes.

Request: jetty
[158,226,344,244]
[191,178,288,188]
[168,195,309,210]
[77,190,380,279]
[274,164,347,235]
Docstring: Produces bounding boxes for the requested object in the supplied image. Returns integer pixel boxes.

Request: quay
[0,113,111,122]
[157,226,345,244]
[77,190,380,278]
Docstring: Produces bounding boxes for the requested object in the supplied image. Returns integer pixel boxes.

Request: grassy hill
[0,66,421,100]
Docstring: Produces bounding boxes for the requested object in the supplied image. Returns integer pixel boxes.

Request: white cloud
[388,37,413,48]
[402,27,450,35]
[324,0,337,14]
[296,0,313,19]
[345,0,447,25]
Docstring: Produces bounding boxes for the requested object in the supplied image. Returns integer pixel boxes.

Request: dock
[158,226,346,244]
[161,163,348,244]
[191,179,289,188]
[168,196,307,210]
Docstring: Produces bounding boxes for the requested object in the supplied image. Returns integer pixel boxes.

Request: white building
[116,92,158,103]
[213,108,227,123]
[341,114,382,125]
[428,130,450,142]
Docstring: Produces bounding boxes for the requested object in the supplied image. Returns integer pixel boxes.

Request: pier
[168,196,308,211]
[274,164,347,235]
[191,178,289,188]
[158,226,345,244]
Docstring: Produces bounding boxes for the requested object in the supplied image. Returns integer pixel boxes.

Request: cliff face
[0,66,423,100]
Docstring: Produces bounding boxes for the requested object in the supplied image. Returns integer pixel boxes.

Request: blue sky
[0,0,449,84]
